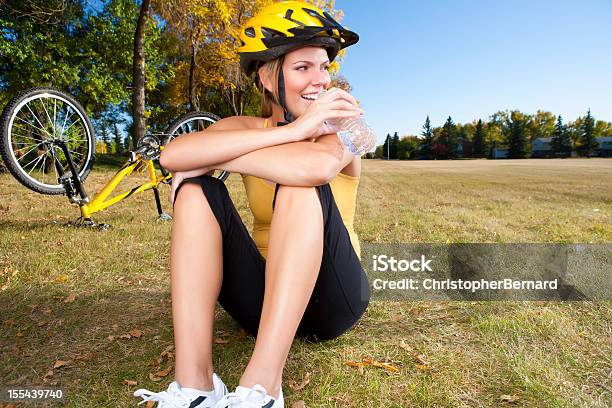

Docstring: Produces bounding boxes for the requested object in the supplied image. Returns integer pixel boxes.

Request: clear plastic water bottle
[320,90,376,156]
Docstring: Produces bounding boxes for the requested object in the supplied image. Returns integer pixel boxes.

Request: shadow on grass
[0,286,365,406]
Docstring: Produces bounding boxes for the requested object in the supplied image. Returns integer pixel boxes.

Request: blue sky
[334,0,612,143]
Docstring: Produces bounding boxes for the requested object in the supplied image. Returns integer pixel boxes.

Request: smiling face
[258,46,332,120]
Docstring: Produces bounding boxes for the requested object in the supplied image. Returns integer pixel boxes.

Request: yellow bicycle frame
[79,148,171,219]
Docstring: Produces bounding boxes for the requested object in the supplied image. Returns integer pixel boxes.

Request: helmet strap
[276,66,295,126]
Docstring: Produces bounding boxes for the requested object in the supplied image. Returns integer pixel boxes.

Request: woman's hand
[169,166,211,204]
[288,87,364,141]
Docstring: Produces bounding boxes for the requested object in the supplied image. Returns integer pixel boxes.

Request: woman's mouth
[300,92,320,102]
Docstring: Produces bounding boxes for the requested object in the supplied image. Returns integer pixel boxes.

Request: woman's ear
[258,65,272,94]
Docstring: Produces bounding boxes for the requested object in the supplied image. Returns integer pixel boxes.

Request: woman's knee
[173,181,209,211]
[273,184,323,209]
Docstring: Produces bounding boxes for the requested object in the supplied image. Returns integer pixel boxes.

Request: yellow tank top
[241,117,361,261]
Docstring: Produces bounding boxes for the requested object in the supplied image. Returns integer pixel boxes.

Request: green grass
[0,157,611,407]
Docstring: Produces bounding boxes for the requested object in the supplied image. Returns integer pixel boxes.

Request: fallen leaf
[63,293,76,303]
[43,370,54,378]
[107,335,115,342]
[149,373,162,382]
[154,366,172,378]
[123,379,138,386]
[415,354,428,366]
[367,359,399,373]
[415,364,429,371]
[53,360,72,369]
[346,359,398,374]
[214,338,229,344]
[288,372,311,391]
[129,329,143,338]
[399,339,412,352]
[55,275,69,283]
[500,394,520,403]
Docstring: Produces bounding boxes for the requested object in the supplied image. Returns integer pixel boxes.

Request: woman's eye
[297,66,330,71]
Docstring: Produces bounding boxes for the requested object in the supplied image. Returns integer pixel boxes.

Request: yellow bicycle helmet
[237,1,359,125]
[238,1,359,76]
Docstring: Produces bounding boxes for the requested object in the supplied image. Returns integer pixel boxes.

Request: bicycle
[0,87,227,229]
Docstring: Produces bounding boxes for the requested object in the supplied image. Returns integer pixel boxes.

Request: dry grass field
[0,157,610,407]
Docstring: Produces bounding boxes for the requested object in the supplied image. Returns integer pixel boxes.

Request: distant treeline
[369,110,612,160]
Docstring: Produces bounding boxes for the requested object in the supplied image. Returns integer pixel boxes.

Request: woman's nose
[312,70,330,87]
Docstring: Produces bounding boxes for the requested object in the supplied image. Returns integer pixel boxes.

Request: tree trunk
[131,0,151,150]
[189,40,199,111]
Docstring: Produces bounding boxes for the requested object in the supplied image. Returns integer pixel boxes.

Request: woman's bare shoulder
[209,115,264,130]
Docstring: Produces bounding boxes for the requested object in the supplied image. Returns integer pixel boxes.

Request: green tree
[382,134,391,159]
[397,136,419,160]
[391,132,400,159]
[439,116,457,159]
[374,144,383,159]
[507,111,528,159]
[420,116,434,160]
[577,109,599,157]
[472,119,487,158]
[525,110,556,142]
[550,115,572,158]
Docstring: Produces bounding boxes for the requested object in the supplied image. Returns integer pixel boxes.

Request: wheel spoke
[25,151,46,174]
[25,101,52,138]
[15,115,51,137]
[38,98,55,137]
[60,104,72,137]
[14,140,45,156]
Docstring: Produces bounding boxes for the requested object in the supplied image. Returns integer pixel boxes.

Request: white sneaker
[134,373,228,407]
[214,384,283,408]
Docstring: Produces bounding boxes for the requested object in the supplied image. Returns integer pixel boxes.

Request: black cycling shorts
[172,174,370,342]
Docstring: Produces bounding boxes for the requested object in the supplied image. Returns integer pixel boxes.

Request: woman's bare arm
[209,132,354,186]
[159,116,297,172]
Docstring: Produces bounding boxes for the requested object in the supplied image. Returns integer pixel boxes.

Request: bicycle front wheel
[0,87,96,195]
[161,111,229,182]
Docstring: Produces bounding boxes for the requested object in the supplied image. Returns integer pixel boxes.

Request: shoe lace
[134,382,192,408]
[214,384,268,408]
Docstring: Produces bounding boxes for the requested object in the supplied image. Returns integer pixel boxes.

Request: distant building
[531,136,612,158]
[593,136,612,157]
[531,137,553,158]
[491,146,509,159]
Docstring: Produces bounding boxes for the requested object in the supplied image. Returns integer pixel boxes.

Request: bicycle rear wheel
[161,111,229,182]
[0,87,95,195]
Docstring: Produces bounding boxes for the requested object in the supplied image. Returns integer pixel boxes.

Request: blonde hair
[256,55,285,118]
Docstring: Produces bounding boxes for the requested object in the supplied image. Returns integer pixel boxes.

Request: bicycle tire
[161,111,229,182]
[0,87,96,195]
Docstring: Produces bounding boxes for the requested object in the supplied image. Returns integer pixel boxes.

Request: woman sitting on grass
[134,2,370,407]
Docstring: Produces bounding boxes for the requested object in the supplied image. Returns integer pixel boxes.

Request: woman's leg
[238,184,324,399]
[170,181,223,391]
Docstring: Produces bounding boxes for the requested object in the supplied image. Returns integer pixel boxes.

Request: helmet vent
[302,8,322,19]
[245,27,256,38]
[261,27,285,39]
